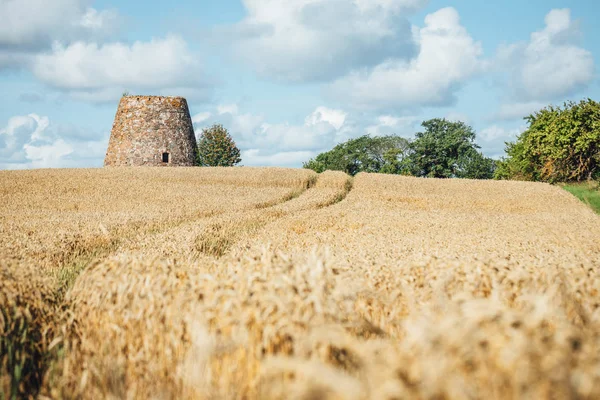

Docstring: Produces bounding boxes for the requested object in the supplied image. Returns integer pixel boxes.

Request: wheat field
[1,167,600,399]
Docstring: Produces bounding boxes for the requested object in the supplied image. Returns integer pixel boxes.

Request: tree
[303,135,410,176]
[197,124,242,167]
[456,151,497,179]
[495,99,600,182]
[407,118,495,179]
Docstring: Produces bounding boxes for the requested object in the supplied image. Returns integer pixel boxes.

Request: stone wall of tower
[104,96,198,167]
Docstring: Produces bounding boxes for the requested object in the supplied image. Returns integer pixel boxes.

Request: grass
[562,180,600,214]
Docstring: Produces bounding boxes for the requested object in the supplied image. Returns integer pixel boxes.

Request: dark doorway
[162,152,169,163]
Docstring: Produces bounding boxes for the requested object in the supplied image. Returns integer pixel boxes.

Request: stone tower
[104,96,198,166]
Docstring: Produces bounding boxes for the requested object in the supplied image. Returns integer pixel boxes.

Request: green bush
[495,99,600,182]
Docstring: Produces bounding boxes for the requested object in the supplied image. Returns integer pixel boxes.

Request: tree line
[196,98,599,183]
[304,99,599,182]
[303,119,497,179]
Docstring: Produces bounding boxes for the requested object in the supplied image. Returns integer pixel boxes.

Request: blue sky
[1,0,598,169]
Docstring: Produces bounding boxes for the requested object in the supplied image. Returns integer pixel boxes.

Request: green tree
[197,124,242,167]
[456,151,497,179]
[495,99,600,182]
[380,148,405,175]
[407,118,495,179]
[303,135,410,176]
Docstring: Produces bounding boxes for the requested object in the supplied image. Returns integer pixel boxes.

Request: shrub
[495,99,600,182]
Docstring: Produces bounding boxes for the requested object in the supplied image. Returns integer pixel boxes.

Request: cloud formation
[478,125,526,159]
[0,1,209,104]
[490,102,548,121]
[222,0,427,82]
[0,0,118,48]
[0,114,108,169]
[0,0,119,69]
[192,104,425,167]
[31,35,210,103]
[328,7,486,111]
[365,115,420,137]
[192,105,361,166]
[193,105,349,166]
[497,9,594,101]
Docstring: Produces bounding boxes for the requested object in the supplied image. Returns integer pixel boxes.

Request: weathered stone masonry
[104,96,198,167]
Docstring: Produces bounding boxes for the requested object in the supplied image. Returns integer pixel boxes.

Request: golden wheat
[1,168,599,399]
[0,167,315,399]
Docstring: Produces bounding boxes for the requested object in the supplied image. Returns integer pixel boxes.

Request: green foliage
[1,307,44,400]
[303,120,494,179]
[407,119,495,179]
[1,270,58,400]
[197,124,242,167]
[380,148,405,175]
[303,135,410,176]
[562,181,600,214]
[495,99,600,182]
[456,151,498,179]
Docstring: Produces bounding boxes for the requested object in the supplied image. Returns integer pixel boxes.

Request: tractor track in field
[20,172,340,399]
[16,171,353,400]
[55,171,353,292]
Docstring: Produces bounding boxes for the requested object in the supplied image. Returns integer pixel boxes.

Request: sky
[0,0,598,169]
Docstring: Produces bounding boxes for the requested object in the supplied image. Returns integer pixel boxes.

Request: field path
[242,173,600,266]
[110,170,353,261]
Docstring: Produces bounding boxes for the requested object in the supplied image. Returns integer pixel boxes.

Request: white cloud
[480,126,512,142]
[0,1,210,103]
[0,114,48,165]
[0,0,118,47]
[304,107,347,130]
[78,8,120,32]
[491,102,548,121]
[0,1,207,106]
[199,106,264,138]
[222,0,426,82]
[478,125,526,159]
[445,112,470,124]
[0,0,120,69]
[31,35,210,102]
[217,104,239,115]
[328,7,486,110]
[24,139,74,168]
[241,149,315,167]
[0,114,108,169]
[497,9,594,101]
[193,104,420,167]
[365,115,419,137]
[194,104,356,166]
[192,112,212,125]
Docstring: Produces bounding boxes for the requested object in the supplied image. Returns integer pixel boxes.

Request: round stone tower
[104,95,198,167]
